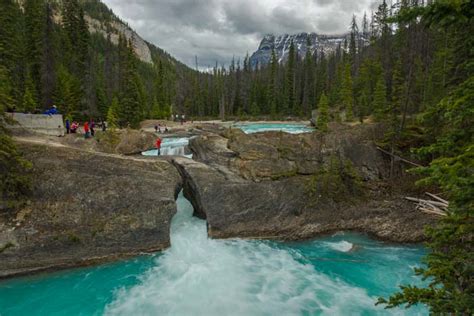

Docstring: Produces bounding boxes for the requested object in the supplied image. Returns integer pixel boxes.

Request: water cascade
[142,137,192,158]
[0,193,428,315]
[233,123,314,134]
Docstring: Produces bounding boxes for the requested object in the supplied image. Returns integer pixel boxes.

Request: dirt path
[13,136,170,164]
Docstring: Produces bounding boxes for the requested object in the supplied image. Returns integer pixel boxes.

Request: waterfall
[103,192,427,316]
[142,137,192,158]
[0,192,427,315]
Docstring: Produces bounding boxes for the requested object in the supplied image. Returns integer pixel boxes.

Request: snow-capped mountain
[249,33,349,67]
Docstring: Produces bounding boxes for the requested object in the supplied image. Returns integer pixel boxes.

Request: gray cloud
[102,0,378,68]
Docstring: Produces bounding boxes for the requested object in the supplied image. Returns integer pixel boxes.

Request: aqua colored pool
[0,193,428,315]
[234,123,314,134]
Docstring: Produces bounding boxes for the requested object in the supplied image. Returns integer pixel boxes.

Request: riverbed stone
[0,142,181,278]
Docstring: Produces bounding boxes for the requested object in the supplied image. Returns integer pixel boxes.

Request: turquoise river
[0,192,428,315]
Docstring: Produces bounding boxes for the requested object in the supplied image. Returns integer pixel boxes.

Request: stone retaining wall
[7,113,64,136]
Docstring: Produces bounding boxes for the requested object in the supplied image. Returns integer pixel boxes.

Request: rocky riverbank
[0,122,436,278]
[172,123,435,243]
[0,141,181,279]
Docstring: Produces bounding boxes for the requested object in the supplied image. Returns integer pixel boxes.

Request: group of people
[65,119,107,139]
[154,124,169,134]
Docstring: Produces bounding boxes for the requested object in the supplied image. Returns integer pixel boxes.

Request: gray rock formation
[172,124,435,243]
[0,143,181,278]
[85,16,153,64]
[60,129,157,155]
[250,33,349,67]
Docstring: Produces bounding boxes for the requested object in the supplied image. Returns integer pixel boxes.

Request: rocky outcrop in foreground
[0,143,181,278]
[173,123,435,243]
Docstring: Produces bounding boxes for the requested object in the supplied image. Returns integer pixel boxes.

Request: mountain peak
[250,32,349,67]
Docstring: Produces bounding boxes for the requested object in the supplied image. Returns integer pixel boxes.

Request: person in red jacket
[155,137,162,156]
[84,121,90,139]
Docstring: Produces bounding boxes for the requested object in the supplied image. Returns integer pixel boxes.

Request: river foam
[0,193,427,315]
[104,193,426,316]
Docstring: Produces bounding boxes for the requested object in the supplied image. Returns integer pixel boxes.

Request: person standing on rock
[84,121,90,139]
[90,119,95,137]
[65,119,70,134]
[155,137,162,156]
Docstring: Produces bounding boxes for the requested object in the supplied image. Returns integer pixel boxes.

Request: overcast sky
[102,0,380,68]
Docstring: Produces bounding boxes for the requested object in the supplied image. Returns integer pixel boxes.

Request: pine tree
[372,77,387,120]
[54,66,81,116]
[316,92,329,132]
[315,52,328,107]
[390,59,405,130]
[286,40,296,114]
[0,66,16,112]
[96,82,108,118]
[24,0,46,103]
[378,3,474,311]
[0,100,31,210]
[268,48,278,117]
[302,37,314,116]
[249,101,260,116]
[62,0,89,108]
[341,63,354,121]
[349,14,359,72]
[41,2,56,108]
[22,72,37,113]
[106,97,119,129]
[118,41,144,128]
[150,97,162,119]
[0,0,23,106]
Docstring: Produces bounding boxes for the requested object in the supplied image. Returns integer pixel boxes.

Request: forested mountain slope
[1,0,196,128]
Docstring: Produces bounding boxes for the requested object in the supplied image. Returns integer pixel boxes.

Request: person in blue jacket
[44,105,58,116]
[65,119,70,134]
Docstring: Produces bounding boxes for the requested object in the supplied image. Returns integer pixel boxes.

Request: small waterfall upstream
[142,137,192,158]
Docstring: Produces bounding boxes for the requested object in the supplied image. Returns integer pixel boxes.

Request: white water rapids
[103,192,417,316]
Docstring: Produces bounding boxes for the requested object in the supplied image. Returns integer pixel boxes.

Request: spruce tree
[0,102,31,211]
[150,97,162,119]
[316,92,329,132]
[268,48,278,117]
[315,52,328,108]
[0,0,23,106]
[286,40,296,114]
[302,37,314,116]
[341,63,354,121]
[107,96,119,129]
[372,77,387,121]
[41,2,56,108]
[24,0,46,103]
[349,14,359,72]
[118,41,144,128]
[22,72,37,113]
[54,66,81,116]
[0,66,16,112]
[377,2,474,312]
